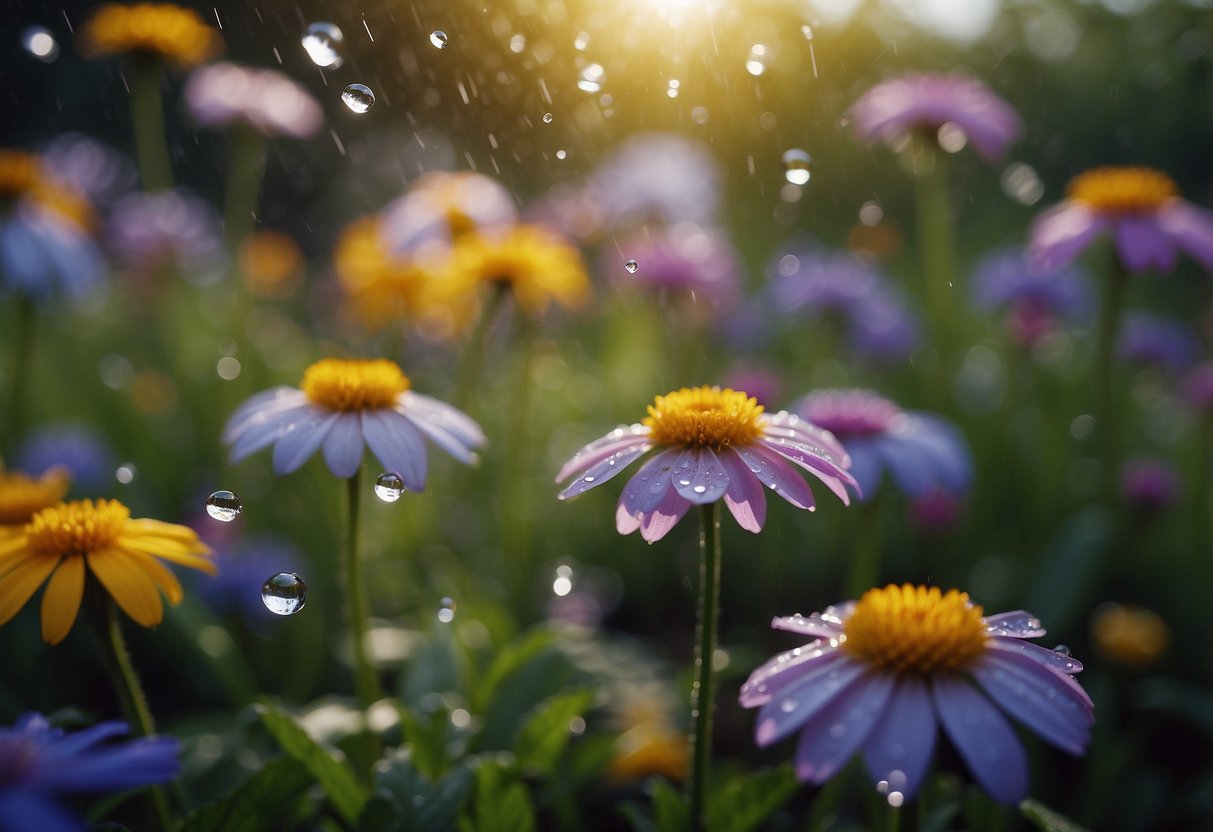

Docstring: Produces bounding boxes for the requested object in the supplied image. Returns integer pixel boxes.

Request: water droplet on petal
[301,22,344,68]
[782,148,813,185]
[262,572,307,615]
[22,26,59,62]
[437,596,456,623]
[693,485,707,494]
[542,112,553,124]
[341,84,375,113]
[205,490,243,522]
[1054,644,1072,657]
[779,698,797,713]
[374,472,405,502]
[624,258,639,274]
[430,30,449,49]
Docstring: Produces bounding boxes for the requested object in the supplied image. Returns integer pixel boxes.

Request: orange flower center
[643,386,764,450]
[1067,166,1178,213]
[301,358,410,411]
[25,499,129,557]
[841,584,988,675]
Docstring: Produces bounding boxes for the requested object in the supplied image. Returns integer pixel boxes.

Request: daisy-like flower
[1116,311,1199,373]
[184,62,323,139]
[0,467,69,528]
[847,74,1023,162]
[557,386,858,543]
[1030,166,1213,273]
[0,499,214,644]
[589,133,722,229]
[379,171,518,253]
[608,224,740,312]
[79,2,222,67]
[0,712,180,832]
[105,188,224,282]
[740,585,1093,805]
[223,358,487,485]
[792,389,971,502]
[970,248,1093,348]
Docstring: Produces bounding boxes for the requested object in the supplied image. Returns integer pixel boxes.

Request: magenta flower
[1030,166,1213,273]
[557,386,858,543]
[848,74,1023,162]
[1119,457,1181,511]
[608,224,741,311]
[185,62,323,138]
[741,585,1093,805]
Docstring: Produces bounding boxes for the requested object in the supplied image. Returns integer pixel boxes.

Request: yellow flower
[240,230,304,299]
[1090,603,1169,669]
[0,467,70,527]
[443,225,591,316]
[609,722,689,784]
[0,499,215,644]
[0,149,94,231]
[79,3,222,67]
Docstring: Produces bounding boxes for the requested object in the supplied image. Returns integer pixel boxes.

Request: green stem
[223,127,267,255]
[848,499,883,597]
[1093,257,1128,502]
[452,284,509,410]
[4,295,35,457]
[502,315,536,598]
[129,57,173,191]
[688,502,722,832]
[913,140,957,384]
[343,468,382,776]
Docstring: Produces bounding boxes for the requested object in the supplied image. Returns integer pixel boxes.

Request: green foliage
[1021,798,1091,832]
[706,765,799,832]
[177,757,314,832]
[358,749,476,832]
[459,759,537,832]
[515,688,596,775]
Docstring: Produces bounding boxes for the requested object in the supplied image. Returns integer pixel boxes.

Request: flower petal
[719,447,767,533]
[0,791,83,832]
[983,610,1045,639]
[559,442,652,500]
[793,671,895,784]
[619,447,681,516]
[862,676,937,800]
[671,447,730,504]
[362,409,428,492]
[638,487,692,543]
[769,612,843,640]
[615,499,642,535]
[740,644,840,708]
[271,409,340,474]
[322,412,366,478]
[754,656,866,747]
[399,391,487,449]
[223,386,305,443]
[972,652,1093,754]
[555,425,651,482]
[0,554,59,627]
[931,676,1028,804]
[758,437,856,505]
[988,637,1085,676]
[1114,216,1177,273]
[35,735,181,792]
[1159,200,1213,272]
[732,444,816,510]
[1029,202,1106,271]
[87,548,164,628]
[40,555,85,645]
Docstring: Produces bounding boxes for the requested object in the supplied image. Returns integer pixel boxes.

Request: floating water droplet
[205,490,243,522]
[801,25,814,41]
[555,149,567,160]
[624,259,639,274]
[115,463,137,484]
[745,44,770,76]
[301,22,344,68]
[1054,643,1072,657]
[578,63,605,93]
[437,596,456,623]
[782,149,813,185]
[23,26,59,62]
[262,572,307,615]
[542,112,553,124]
[667,79,680,99]
[341,84,375,113]
[374,472,405,502]
[430,30,449,49]
[573,31,590,50]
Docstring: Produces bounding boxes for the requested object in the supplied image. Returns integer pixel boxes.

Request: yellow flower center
[0,151,43,199]
[301,358,410,411]
[0,468,70,526]
[1067,166,1179,213]
[25,499,130,557]
[81,3,223,66]
[643,386,765,450]
[841,584,988,675]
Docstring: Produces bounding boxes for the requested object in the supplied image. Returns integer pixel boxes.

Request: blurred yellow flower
[0,467,70,527]
[0,499,214,644]
[1090,603,1169,670]
[79,2,222,67]
[609,722,688,784]
[0,150,94,231]
[443,225,591,316]
[240,230,304,299]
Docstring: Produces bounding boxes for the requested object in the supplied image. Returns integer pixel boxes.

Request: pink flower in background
[185,62,323,138]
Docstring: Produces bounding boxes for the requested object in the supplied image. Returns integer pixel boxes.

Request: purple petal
[618,447,681,516]
[223,387,304,443]
[839,438,883,501]
[733,444,816,510]
[671,447,730,504]
[1029,202,1106,271]
[400,410,481,465]
[931,676,1028,804]
[793,672,895,784]
[398,391,487,449]
[1159,200,1213,272]
[971,653,1092,756]
[762,411,850,466]
[740,645,841,708]
[0,792,83,832]
[862,677,937,800]
[35,736,180,792]
[1114,216,1177,273]
[271,410,340,474]
[983,611,1045,639]
[322,412,365,478]
[558,443,652,500]
[362,409,428,492]
[41,720,128,759]
[758,437,857,505]
[229,403,313,463]
[719,447,767,533]
[988,643,1094,714]
[754,656,867,747]
[987,637,1084,676]
[555,425,651,482]
[769,613,843,640]
[638,486,692,543]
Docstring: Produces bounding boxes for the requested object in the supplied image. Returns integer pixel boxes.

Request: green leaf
[707,765,799,832]
[1020,798,1090,832]
[465,760,536,832]
[253,702,369,825]
[650,779,689,832]
[358,748,475,832]
[472,628,560,712]
[400,631,464,709]
[515,689,595,775]
[1025,507,1111,634]
[177,757,314,832]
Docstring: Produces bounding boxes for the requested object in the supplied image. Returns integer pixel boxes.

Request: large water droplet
[429,30,449,49]
[262,573,307,615]
[578,63,605,93]
[782,149,813,185]
[542,112,553,124]
[745,44,770,76]
[342,84,375,113]
[205,490,243,522]
[374,472,405,502]
[1053,643,1072,657]
[23,26,59,62]
[624,259,639,274]
[301,22,344,68]
[437,596,457,623]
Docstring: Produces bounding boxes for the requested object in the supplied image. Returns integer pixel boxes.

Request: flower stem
[913,140,957,381]
[4,295,35,457]
[1093,256,1128,501]
[452,283,509,410]
[223,126,267,255]
[688,502,722,832]
[848,499,883,598]
[343,467,382,776]
[129,57,173,191]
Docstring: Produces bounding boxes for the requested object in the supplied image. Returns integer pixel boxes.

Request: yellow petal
[87,547,163,628]
[122,549,184,605]
[125,518,207,544]
[0,554,59,626]
[0,535,30,559]
[41,555,85,645]
[117,538,217,575]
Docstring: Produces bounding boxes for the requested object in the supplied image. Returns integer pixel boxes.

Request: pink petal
[1029,202,1106,271]
[733,444,817,511]
[559,443,652,500]
[719,447,767,533]
[638,487,692,543]
[555,426,652,483]
[1159,200,1213,272]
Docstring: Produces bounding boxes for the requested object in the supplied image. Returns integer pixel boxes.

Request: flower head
[240,230,304,299]
[1116,311,1199,372]
[380,171,518,253]
[847,74,1023,162]
[970,248,1093,348]
[105,188,224,281]
[741,585,1093,805]
[0,712,180,830]
[0,498,214,644]
[1090,603,1169,669]
[14,425,115,493]
[793,390,971,502]
[0,467,70,527]
[79,3,221,66]
[1119,457,1181,511]
[184,62,323,138]
[1030,166,1213,273]
[223,358,487,483]
[557,386,858,542]
[589,133,721,229]
[608,224,740,312]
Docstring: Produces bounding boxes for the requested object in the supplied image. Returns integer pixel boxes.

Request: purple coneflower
[556,386,858,542]
[588,132,721,229]
[185,62,323,138]
[741,585,1093,805]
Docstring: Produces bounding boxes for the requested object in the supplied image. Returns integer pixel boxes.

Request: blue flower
[0,713,179,832]
[1117,311,1199,372]
[13,425,117,493]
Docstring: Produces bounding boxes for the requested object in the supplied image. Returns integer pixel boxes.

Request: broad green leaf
[472,628,560,712]
[177,757,313,832]
[515,689,595,775]
[253,702,368,825]
[464,760,536,832]
[1020,798,1091,832]
[358,748,475,832]
[707,765,798,832]
[400,631,464,708]
[650,779,689,832]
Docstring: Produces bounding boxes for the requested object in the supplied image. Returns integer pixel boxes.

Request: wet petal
[988,637,1084,676]
[559,442,652,500]
[733,444,816,510]
[983,611,1045,638]
[638,487,692,543]
[793,672,895,784]
[754,656,866,747]
[759,437,856,505]
[719,447,767,533]
[615,499,642,535]
[971,652,1091,755]
[229,403,313,463]
[555,425,651,482]
[862,676,937,800]
[363,409,428,492]
[322,412,365,478]
[271,410,340,474]
[740,644,839,708]
[931,676,1028,804]
[619,447,681,516]
[671,447,730,504]
[770,612,844,639]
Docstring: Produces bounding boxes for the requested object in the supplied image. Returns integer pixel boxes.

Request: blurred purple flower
[740,585,1092,805]
[793,389,971,502]
[722,364,783,410]
[848,74,1023,162]
[908,488,966,533]
[1030,166,1213,273]
[523,183,605,242]
[40,134,136,206]
[13,425,117,492]
[1183,363,1213,412]
[379,171,518,254]
[1119,457,1181,511]
[1116,311,1199,372]
[609,224,740,311]
[588,133,721,229]
[106,189,224,280]
[971,248,1092,346]
[185,62,323,138]
[0,210,103,303]
[192,531,306,628]
[0,712,179,832]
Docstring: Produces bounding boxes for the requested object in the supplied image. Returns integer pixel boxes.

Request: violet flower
[588,133,721,229]
[185,62,323,138]
[1116,311,1199,372]
[105,189,224,280]
[609,224,740,311]
[970,248,1093,347]
[1119,457,1181,511]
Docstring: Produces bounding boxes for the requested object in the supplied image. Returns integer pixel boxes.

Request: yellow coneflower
[0,467,70,527]
[79,2,222,67]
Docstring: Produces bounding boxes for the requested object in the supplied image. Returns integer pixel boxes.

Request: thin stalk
[848,498,883,597]
[502,315,536,596]
[343,467,382,777]
[688,502,722,832]
[1093,256,1128,501]
[223,127,267,254]
[129,57,173,191]
[452,283,509,410]
[4,295,35,456]
[913,140,957,384]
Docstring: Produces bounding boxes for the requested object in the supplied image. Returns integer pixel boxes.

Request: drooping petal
[0,554,59,627]
[398,391,487,449]
[618,447,681,517]
[40,555,85,645]
[559,442,652,500]
[988,637,1084,676]
[87,548,164,628]
[733,444,816,510]
[758,437,856,505]
[40,720,129,759]
[555,425,651,482]
[222,386,305,443]
[983,610,1045,638]
[228,402,315,463]
[615,499,642,535]
[362,409,428,492]
[793,672,895,784]
[1029,202,1106,271]
[1114,215,1178,273]
[321,412,366,478]
[670,446,730,504]
[931,676,1028,804]
[638,487,692,543]
[862,676,937,800]
[971,651,1092,755]
[740,644,840,708]
[270,409,340,474]
[754,656,866,747]
[719,447,767,533]
[1158,200,1213,272]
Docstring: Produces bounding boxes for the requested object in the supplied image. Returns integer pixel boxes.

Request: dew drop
[782,149,813,185]
[555,149,567,160]
[341,84,375,113]
[745,44,770,76]
[261,572,307,615]
[573,31,590,50]
[542,112,553,124]
[624,258,639,274]
[205,490,243,522]
[779,699,797,713]
[374,472,405,502]
[578,63,605,93]
[301,22,344,68]
[22,26,59,62]
[693,485,707,494]
[1054,644,1072,657]
[115,463,137,484]
[437,596,456,623]
[430,30,449,49]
